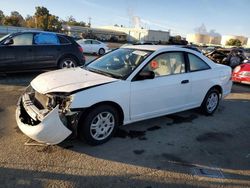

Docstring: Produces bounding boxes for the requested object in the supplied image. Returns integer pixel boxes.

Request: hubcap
[99,49,104,55]
[206,93,218,112]
[90,112,115,140]
[62,59,76,68]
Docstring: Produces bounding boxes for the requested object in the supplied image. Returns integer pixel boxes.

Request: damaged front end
[16,85,80,145]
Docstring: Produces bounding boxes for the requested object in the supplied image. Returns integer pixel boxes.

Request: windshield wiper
[86,67,122,79]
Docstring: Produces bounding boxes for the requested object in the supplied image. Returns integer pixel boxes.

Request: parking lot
[0,55,249,188]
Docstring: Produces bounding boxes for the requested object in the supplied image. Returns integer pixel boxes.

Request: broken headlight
[47,93,73,113]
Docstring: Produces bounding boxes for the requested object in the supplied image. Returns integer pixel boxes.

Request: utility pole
[88,17,92,27]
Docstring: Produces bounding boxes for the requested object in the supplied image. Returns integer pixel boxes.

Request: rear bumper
[222,80,232,98]
[232,75,250,85]
[16,96,72,145]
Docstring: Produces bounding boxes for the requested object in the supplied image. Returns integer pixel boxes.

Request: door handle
[181,80,189,84]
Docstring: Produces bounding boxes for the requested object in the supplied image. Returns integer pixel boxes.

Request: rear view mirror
[136,70,155,80]
[4,39,14,45]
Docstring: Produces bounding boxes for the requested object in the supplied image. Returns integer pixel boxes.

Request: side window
[84,40,92,44]
[188,53,210,71]
[11,34,33,45]
[92,40,100,44]
[142,52,186,77]
[34,33,59,45]
[58,35,70,44]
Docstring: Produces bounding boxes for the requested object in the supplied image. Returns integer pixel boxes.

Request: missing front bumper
[16,98,72,145]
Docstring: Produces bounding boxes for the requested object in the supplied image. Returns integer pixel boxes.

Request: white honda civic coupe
[16,45,232,145]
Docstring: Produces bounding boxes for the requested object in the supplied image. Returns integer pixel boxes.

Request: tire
[58,57,77,69]
[98,48,105,55]
[78,105,119,145]
[200,88,220,115]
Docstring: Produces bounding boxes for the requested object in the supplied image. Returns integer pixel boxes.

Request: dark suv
[0,31,85,72]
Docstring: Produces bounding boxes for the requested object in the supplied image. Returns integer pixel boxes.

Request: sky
[1,0,250,38]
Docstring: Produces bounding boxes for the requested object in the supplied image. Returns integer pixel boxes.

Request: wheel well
[209,85,222,97]
[80,101,124,126]
[57,54,79,66]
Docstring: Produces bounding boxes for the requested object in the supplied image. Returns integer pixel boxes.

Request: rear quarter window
[188,53,210,72]
[58,35,71,44]
[34,33,59,45]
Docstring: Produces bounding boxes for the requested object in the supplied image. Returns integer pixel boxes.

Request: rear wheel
[59,57,77,69]
[78,105,119,145]
[98,48,105,55]
[201,88,220,115]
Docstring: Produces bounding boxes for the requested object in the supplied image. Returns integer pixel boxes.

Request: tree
[3,11,25,26]
[226,39,242,47]
[35,6,49,17]
[0,10,4,25]
[34,6,50,30]
[174,35,182,42]
[47,15,62,32]
[25,15,36,28]
[65,16,86,27]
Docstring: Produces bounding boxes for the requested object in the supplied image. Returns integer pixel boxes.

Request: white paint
[77,39,109,54]
[16,46,232,144]
[31,67,117,94]
[16,105,72,145]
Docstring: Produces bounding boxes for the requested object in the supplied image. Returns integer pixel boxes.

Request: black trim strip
[69,81,117,95]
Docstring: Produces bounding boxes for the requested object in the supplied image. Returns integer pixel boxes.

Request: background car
[77,39,109,55]
[205,48,230,64]
[232,63,250,85]
[244,48,250,58]
[202,46,220,54]
[0,31,85,72]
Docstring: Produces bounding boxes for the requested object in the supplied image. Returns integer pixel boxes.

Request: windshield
[85,48,152,79]
[0,34,11,43]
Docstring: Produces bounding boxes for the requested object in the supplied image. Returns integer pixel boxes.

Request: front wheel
[78,105,119,145]
[200,89,220,115]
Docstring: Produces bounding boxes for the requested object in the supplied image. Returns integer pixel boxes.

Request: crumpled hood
[31,67,117,94]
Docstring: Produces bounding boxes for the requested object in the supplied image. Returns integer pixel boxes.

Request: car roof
[11,30,67,36]
[121,45,199,52]
[122,45,175,51]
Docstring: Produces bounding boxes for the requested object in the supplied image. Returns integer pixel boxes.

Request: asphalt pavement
[0,60,249,188]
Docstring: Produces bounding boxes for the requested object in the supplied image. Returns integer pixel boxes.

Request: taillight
[78,46,83,53]
[233,66,241,73]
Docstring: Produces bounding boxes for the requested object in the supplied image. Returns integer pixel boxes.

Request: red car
[232,63,250,84]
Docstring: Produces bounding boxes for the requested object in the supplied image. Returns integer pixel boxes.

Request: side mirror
[4,39,14,45]
[136,70,155,80]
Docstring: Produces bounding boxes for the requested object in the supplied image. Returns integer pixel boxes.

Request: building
[221,35,248,46]
[186,33,221,45]
[247,38,250,47]
[0,25,39,36]
[62,25,127,41]
[98,26,170,43]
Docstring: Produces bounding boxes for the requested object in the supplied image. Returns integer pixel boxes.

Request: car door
[0,41,18,71]
[186,53,212,106]
[83,39,92,53]
[32,33,61,69]
[130,52,191,122]
[0,33,34,72]
[92,40,101,53]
